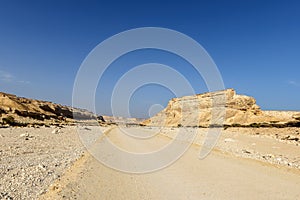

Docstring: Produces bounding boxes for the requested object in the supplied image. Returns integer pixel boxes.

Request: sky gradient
[0,0,299,118]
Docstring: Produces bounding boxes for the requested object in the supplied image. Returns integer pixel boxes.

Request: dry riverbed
[0,126,299,199]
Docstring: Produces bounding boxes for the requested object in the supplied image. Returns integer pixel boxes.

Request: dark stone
[97,115,105,122]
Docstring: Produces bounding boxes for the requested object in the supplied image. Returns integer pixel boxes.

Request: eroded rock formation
[143,89,300,127]
[0,92,96,125]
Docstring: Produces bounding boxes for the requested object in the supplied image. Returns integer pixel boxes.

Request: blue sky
[0,0,299,118]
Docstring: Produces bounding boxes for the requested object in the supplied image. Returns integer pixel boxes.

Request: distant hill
[103,115,145,125]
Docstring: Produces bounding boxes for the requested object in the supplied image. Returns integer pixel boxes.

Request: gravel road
[39,126,300,200]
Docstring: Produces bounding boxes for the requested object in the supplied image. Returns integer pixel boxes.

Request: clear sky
[0,0,299,118]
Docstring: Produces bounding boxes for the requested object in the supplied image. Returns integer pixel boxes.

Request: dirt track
[40,127,300,200]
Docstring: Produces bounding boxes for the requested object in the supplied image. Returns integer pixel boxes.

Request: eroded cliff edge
[142,89,300,127]
[0,92,96,126]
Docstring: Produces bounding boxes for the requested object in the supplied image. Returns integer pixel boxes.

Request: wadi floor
[1,126,299,199]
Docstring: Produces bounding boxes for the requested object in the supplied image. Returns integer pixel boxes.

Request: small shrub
[2,116,28,127]
[2,116,15,125]
[0,108,6,114]
[223,125,230,130]
[270,121,279,124]
[260,123,271,127]
[232,123,242,127]
[285,121,300,127]
[250,123,261,128]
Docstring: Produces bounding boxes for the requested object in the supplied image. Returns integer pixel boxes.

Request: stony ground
[40,126,300,200]
[159,127,300,169]
[0,126,299,199]
[0,125,109,200]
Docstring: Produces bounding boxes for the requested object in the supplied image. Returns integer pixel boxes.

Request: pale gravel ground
[0,126,109,200]
[1,126,299,199]
[159,127,300,169]
[40,127,300,200]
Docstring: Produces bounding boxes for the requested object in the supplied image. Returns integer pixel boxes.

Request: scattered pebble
[0,126,90,199]
[224,138,235,143]
[242,149,252,154]
[51,129,60,134]
[20,133,29,138]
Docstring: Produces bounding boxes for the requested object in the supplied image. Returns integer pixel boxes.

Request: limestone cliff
[0,92,96,125]
[142,89,300,127]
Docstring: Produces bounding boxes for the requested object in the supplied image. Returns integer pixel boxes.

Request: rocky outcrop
[0,92,96,125]
[143,89,300,127]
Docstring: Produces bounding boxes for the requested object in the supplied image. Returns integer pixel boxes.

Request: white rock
[51,129,59,134]
[20,133,29,137]
[276,157,282,162]
[38,164,46,170]
[224,138,235,142]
